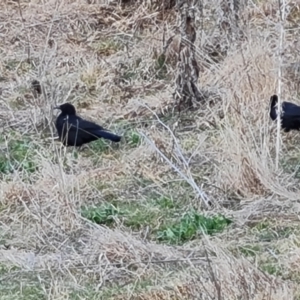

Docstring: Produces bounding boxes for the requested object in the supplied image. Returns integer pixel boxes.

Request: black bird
[54,103,122,147]
[270,94,300,132]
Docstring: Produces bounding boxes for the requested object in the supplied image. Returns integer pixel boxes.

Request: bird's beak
[53,106,60,110]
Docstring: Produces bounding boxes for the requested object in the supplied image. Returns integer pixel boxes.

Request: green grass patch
[81,204,119,226]
[157,211,232,245]
[81,201,162,230]
[81,138,119,167]
[81,196,177,231]
[253,221,295,242]
[82,201,232,244]
[0,282,45,300]
[125,129,142,147]
[239,244,262,257]
[280,158,300,178]
[88,138,111,153]
[0,136,37,175]
[260,262,282,276]
[0,264,45,300]
[155,196,178,209]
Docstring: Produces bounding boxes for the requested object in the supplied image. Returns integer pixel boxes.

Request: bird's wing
[68,117,105,133]
[282,102,300,117]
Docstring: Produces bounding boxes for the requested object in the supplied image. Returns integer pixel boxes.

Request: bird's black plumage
[269,94,300,132]
[54,103,121,146]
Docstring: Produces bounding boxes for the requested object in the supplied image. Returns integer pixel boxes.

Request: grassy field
[1,0,300,299]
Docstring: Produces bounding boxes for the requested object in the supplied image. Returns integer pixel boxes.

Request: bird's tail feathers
[97,130,122,142]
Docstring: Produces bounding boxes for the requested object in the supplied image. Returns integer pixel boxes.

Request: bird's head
[54,103,76,115]
[270,95,278,108]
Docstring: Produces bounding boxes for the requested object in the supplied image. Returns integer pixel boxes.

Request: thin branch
[135,102,210,207]
[275,0,286,170]
[140,133,211,207]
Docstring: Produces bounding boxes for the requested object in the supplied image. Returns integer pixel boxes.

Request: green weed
[82,202,232,245]
[157,211,232,244]
[81,202,161,230]
[260,262,282,276]
[81,204,119,225]
[125,130,142,147]
[0,137,37,174]
[88,139,110,153]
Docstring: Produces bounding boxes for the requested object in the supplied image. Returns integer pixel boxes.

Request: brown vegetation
[0,0,300,299]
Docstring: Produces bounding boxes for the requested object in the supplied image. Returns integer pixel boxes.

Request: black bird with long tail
[54,103,121,147]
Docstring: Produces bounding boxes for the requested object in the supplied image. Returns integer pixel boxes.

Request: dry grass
[1,0,300,299]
